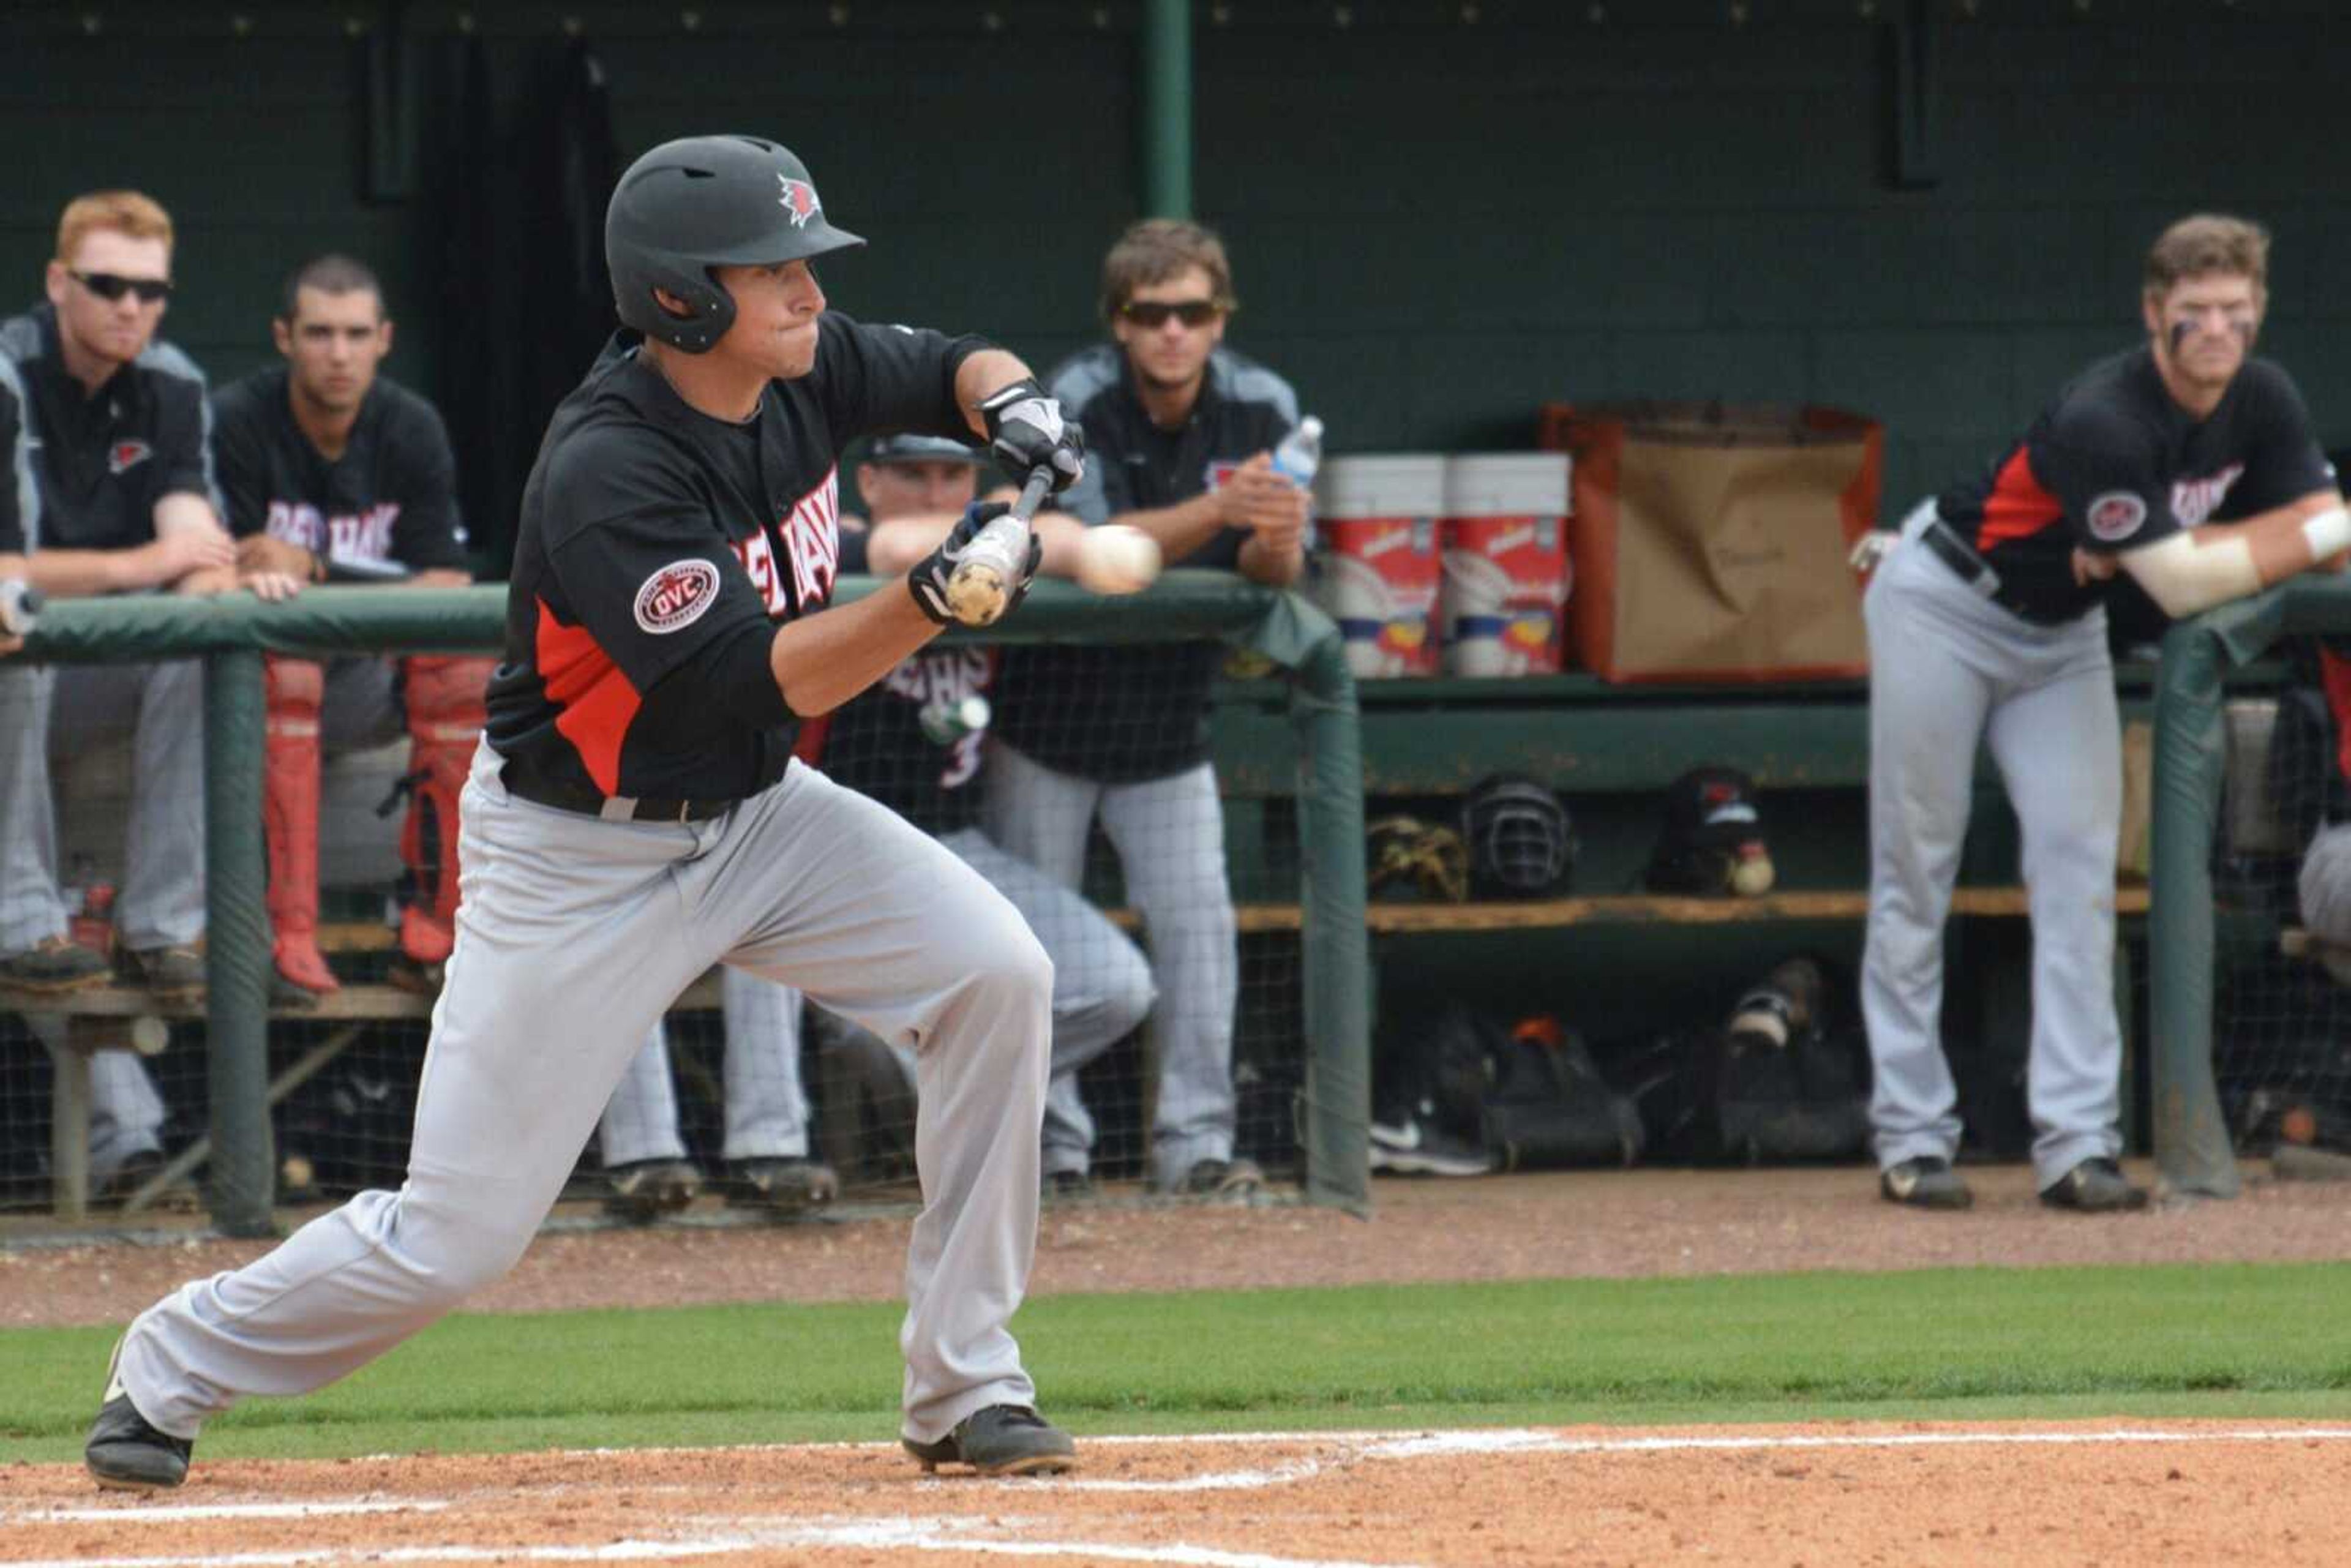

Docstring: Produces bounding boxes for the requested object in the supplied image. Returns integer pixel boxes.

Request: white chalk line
[17,1426,2351,1568]
[0,1517,1398,1568]
[10,1499,449,1524]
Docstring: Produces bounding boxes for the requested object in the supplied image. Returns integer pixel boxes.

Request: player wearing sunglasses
[0,190,263,1018]
[981,219,1311,1199]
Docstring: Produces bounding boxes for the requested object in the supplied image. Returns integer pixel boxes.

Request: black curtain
[422,35,619,579]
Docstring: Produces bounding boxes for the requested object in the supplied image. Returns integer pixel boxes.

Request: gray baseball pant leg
[718,966,812,1160]
[1097,763,1239,1188]
[114,744,724,1439]
[714,762,1051,1444]
[110,659,206,951]
[0,662,68,953]
[1862,531,1987,1171]
[1984,636,2125,1188]
[599,1026,690,1167]
[941,825,1158,1177]
[979,743,1108,1177]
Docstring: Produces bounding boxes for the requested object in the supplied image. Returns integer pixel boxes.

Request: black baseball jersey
[212,367,470,577]
[819,525,995,835]
[0,302,214,553]
[1940,345,2332,624]
[991,343,1299,782]
[485,314,988,805]
[0,351,32,555]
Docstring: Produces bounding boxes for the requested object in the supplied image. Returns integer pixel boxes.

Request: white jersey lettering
[2172,464,2246,530]
[266,498,402,568]
[782,467,841,611]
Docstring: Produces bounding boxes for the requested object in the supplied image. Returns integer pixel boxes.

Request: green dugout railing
[2148,572,2351,1199]
[20,572,1370,1233]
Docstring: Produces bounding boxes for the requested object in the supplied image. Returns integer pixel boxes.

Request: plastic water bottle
[1271,415,1324,487]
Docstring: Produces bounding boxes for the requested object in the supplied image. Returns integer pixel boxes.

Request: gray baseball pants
[1,658,206,1169]
[981,742,1236,1190]
[1862,501,2125,1190]
[114,742,1053,1446]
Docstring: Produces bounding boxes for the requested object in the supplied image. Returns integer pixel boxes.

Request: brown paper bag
[1539,401,1883,683]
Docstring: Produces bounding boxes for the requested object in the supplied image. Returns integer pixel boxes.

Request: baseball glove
[1367,814,1469,903]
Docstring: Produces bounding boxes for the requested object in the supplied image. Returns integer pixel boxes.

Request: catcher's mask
[1460,775,1577,899]
[606,133,866,353]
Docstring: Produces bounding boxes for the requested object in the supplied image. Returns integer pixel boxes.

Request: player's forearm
[953,350,1037,439]
[767,586,942,716]
[18,546,153,598]
[864,511,1086,578]
[2119,490,2349,617]
[154,490,227,539]
[1237,531,1307,587]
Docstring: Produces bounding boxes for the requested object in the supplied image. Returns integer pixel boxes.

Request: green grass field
[7,1262,2349,1465]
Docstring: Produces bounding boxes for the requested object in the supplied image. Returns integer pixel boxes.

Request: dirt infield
[7,1421,2348,1567]
[7,1162,2349,1564]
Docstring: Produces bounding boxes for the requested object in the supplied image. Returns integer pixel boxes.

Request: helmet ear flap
[621,258,736,354]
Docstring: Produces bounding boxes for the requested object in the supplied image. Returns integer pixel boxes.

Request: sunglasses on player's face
[1119,298,1226,329]
[71,269,173,305]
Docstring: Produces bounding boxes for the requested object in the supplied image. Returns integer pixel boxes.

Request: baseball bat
[943,466,1053,628]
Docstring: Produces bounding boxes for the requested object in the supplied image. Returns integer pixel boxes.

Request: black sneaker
[119,942,206,1000]
[726,1157,839,1216]
[902,1403,1076,1476]
[602,1158,701,1223]
[1369,1108,1491,1178]
[85,1351,192,1490]
[1880,1155,1973,1210]
[1171,1156,1264,1199]
[2039,1157,2150,1213]
[0,934,112,992]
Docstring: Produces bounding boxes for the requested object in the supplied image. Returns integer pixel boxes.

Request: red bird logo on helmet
[777,173,822,228]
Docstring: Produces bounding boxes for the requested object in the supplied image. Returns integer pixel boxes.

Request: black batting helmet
[605,134,866,353]
[1460,775,1577,899]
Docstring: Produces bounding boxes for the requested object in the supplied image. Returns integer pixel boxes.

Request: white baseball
[1074,525,1162,596]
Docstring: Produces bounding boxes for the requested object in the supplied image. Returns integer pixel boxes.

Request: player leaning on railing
[84,132,1090,1491]
[1855,213,2344,1215]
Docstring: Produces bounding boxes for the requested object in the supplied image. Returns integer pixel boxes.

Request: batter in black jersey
[1861,214,2345,1218]
[93,135,1090,1492]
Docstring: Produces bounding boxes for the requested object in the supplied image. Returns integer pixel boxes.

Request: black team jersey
[0,302,214,553]
[212,367,470,577]
[990,343,1299,783]
[1938,345,2331,625]
[485,314,988,805]
[820,524,994,836]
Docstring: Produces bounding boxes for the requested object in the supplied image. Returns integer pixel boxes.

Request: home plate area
[7,1423,2349,1567]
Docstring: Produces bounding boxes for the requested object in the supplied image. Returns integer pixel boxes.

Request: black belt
[1921,516,1998,593]
[1919,517,2077,628]
[504,773,736,824]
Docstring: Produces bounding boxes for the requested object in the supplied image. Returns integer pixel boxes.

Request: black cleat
[1880,1155,1973,1210]
[602,1158,702,1223]
[2039,1157,2150,1213]
[86,1363,192,1491]
[1169,1156,1265,1199]
[902,1404,1076,1476]
[726,1157,839,1216]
